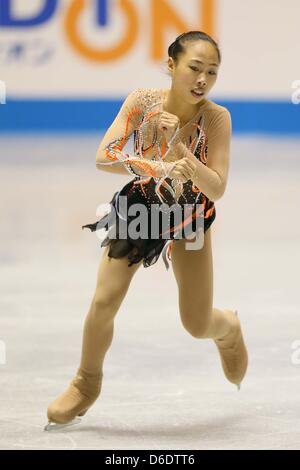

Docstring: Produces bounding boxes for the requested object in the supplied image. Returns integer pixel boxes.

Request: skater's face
[167,40,219,103]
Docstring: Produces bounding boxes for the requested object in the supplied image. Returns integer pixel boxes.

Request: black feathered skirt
[82,177,216,269]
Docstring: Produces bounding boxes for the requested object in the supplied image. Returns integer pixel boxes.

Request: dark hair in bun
[168,31,221,65]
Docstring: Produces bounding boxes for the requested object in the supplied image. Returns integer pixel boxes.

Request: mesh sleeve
[96,88,177,179]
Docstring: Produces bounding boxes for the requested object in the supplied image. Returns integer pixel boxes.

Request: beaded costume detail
[82,88,224,269]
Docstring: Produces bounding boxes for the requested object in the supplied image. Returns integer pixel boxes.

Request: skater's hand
[169,157,197,183]
[158,111,180,143]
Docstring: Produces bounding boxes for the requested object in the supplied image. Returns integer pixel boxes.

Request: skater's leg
[79,244,143,375]
[171,228,231,338]
[46,246,143,425]
[171,227,248,386]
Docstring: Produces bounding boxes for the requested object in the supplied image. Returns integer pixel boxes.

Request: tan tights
[79,227,235,376]
[78,244,143,375]
[47,228,246,424]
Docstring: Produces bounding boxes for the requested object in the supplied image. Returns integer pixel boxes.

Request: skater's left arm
[173,109,232,201]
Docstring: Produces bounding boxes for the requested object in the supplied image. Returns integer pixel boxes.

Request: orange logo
[64,0,216,62]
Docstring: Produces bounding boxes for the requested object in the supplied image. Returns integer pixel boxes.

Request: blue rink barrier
[0,98,299,134]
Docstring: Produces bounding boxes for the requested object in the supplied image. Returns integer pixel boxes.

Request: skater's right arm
[95,88,179,179]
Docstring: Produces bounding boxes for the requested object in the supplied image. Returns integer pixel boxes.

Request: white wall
[0,0,299,99]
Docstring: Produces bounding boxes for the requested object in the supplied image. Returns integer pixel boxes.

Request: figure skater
[45,31,248,431]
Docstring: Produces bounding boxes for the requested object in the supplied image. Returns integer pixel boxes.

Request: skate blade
[44,417,82,432]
